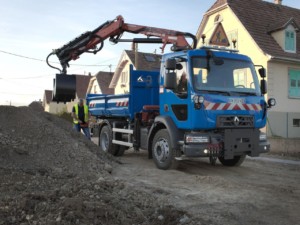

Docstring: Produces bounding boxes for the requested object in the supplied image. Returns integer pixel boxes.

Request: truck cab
[148,47,275,169]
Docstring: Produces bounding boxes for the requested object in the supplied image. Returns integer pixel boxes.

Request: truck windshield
[192,57,261,96]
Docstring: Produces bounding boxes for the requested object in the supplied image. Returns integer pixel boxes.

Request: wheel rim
[100,132,109,152]
[153,138,170,163]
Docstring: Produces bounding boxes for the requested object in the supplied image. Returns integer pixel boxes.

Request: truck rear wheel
[218,155,246,167]
[152,129,178,170]
[99,125,119,156]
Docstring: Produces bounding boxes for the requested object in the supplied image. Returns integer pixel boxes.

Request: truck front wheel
[218,155,246,167]
[152,129,178,170]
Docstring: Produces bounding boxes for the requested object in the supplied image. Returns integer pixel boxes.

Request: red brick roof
[207,0,227,12]
[207,0,300,60]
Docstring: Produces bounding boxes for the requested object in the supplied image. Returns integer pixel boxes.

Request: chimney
[274,0,282,5]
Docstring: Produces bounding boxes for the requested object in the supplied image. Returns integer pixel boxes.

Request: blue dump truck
[85,48,275,169]
[47,16,275,169]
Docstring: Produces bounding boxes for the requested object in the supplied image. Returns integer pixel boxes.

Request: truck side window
[174,62,188,98]
[177,72,187,92]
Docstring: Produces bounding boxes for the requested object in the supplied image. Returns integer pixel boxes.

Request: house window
[214,14,222,23]
[289,68,300,98]
[285,29,296,52]
[293,119,300,127]
[121,71,128,84]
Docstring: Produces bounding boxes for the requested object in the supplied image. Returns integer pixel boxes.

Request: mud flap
[224,129,260,159]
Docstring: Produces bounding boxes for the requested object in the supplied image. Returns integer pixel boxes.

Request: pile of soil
[28,101,44,112]
[0,106,112,178]
[0,106,193,225]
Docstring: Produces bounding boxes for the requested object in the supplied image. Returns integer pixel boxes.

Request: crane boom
[47,15,197,73]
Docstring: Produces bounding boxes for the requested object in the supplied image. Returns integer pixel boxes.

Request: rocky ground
[0,106,193,225]
[0,105,299,225]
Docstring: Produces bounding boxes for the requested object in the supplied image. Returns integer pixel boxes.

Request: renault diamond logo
[233,116,240,126]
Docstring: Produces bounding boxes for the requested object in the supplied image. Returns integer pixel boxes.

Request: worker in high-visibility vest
[71,99,91,140]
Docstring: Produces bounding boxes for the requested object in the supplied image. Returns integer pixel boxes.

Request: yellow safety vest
[73,104,89,124]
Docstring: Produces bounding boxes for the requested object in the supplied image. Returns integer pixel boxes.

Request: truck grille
[217,115,254,128]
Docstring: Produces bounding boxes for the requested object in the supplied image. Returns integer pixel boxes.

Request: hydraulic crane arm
[47,15,197,73]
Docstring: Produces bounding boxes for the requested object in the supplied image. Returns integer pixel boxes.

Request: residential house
[43,90,67,114]
[86,71,114,95]
[109,50,161,94]
[43,74,92,113]
[66,74,92,112]
[197,0,300,138]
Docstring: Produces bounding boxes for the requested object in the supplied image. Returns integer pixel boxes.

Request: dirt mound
[28,101,44,112]
[0,106,113,178]
[0,106,194,225]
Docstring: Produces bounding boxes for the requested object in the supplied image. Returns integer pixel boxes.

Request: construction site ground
[0,105,299,225]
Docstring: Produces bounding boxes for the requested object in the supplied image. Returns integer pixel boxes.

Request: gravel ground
[1,106,299,225]
[0,106,195,225]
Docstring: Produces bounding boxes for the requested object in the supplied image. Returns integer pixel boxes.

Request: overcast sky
[0,0,299,106]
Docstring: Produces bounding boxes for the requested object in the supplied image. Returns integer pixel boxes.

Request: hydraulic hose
[184,32,197,49]
[46,52,62,74]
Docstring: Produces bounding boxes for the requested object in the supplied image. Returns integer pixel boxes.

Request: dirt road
[112,149,300,225]
[1,106,299,224]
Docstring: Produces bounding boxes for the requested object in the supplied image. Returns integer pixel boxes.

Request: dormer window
[268,18,299,54]
[285,26,296,52]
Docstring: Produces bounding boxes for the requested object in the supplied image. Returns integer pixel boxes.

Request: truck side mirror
[164,72,177,90]
[258,68,266,78]
[260,79,267,95]
[165,59,177,70]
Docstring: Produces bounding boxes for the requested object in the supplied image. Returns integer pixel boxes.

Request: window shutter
[289,69,300,98]
[285,30,296,52]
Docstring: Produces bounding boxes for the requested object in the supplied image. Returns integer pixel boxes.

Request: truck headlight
[259,133,267,141]
[185,134,210,143]
[193,95,204,104]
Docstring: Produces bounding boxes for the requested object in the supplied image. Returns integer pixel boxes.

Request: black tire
[99,125,119,156]
[218,155,246,167]
[152,129,178,170]
[115,146,127,157]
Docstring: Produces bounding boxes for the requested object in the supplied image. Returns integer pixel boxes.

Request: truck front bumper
[181,129,270,159]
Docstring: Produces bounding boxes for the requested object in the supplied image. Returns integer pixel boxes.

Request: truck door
[161,61,191,129]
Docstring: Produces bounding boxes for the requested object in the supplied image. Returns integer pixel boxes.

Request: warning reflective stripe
[116,101,129,107]
[237,103,245,110]
[247,104,254,111]
[227,103,235,110]
[205,102,215,110]
[217,103,226,110]
[204,101,261,111]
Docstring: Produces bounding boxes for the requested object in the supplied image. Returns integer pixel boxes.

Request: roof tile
[94,71,114,94]
[125,50,161,71]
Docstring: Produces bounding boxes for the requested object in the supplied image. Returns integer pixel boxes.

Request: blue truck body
[87,48,273,169]
[87,66,159,120]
